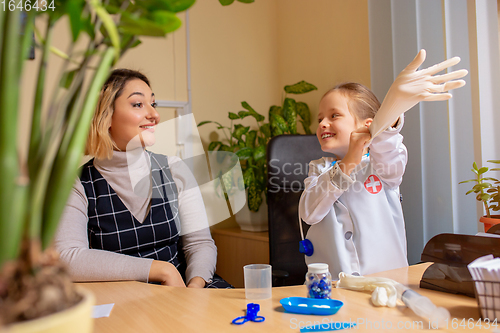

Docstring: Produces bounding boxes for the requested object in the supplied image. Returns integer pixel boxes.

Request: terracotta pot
[479,215,500,232]
[4,287,94,333]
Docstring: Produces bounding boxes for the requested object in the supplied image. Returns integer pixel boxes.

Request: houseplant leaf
[246,130,257,148]
[241,101,265,122]
[283,98,297,134]
[219,0,235,5]
[269,105,282,117]
[236,147,253,160]
[284,80,318,94]
[229,112,240,120]
[296,102,311,127]
[253,145,266,162]
[208,141,223,151]
[233,124,250,141]
[270,113,288,136]
[247,183,263,212]
[243,168,255,188]
[260,123,271,139]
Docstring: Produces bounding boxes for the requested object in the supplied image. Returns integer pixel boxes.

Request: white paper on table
[467,255,500,320]
[92,303,114,318]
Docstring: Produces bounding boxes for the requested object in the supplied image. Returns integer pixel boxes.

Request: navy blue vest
[80,152,181,267]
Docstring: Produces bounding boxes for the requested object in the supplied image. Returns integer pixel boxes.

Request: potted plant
[197,81,317,230]
[0,0,196,330]
[459,160,500,231]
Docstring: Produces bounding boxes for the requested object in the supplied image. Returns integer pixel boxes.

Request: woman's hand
[187,276,206,288]
[339,126,371,176]
[149,260,186,287]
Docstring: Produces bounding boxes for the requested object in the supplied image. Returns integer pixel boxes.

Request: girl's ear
[364,118,373,128]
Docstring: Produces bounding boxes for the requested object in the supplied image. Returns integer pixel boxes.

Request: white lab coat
[299,116,408,278]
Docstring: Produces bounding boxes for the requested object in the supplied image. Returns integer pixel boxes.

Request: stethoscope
[298,152,369,257]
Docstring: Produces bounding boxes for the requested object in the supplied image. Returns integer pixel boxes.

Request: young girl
[299,50,467,278]
[299,82,407,277]
[55,69,231,288]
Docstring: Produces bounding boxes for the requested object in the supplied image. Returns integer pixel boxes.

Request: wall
[276,0,371,122]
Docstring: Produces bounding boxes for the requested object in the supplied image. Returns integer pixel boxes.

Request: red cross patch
[364,175,382,194]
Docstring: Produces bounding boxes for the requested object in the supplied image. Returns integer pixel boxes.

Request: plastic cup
[243,264,272,300]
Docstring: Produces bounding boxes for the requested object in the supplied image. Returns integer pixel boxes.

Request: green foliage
[198,81,317,212]
[459,160,500,218]
[0,0,195,269]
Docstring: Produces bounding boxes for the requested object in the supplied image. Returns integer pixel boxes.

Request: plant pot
[235,191,268,232]
[4,287,94,333]
[479,215,500,232]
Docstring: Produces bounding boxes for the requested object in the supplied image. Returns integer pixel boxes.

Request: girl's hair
[323,82,380,121]
[85,69,150,159]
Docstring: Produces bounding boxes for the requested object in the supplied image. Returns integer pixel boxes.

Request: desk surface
[81,263,486,332]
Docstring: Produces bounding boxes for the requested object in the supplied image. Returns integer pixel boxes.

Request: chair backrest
[267,134,335,286]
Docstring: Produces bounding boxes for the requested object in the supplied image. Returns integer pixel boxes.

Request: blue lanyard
[331,152,369,167]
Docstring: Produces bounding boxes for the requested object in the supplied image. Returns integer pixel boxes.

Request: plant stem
[0,9,22,266]
[29,17,54,179]
[478,172,491,218]
[41,47,115,248]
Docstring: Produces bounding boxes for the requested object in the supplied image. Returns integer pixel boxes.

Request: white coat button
[352,272,360,276]
[344,231,352,240]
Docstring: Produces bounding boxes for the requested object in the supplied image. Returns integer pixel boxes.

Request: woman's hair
[85,69,150,159]
[323,82,380,122]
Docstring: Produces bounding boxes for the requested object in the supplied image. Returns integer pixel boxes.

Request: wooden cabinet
[211,227,269,288]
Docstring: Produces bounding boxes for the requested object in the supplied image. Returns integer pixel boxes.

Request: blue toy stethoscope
[298,153,369,257]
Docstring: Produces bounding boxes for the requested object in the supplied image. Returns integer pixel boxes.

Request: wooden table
[81,263,488,332]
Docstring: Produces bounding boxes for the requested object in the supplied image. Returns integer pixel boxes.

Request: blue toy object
[231,303,265,325]
[299,239,314,256]
[280,297,343,315]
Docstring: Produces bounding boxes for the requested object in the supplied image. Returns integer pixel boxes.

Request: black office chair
[267,134,335,286]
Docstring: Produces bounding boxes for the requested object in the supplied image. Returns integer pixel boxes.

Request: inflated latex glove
[369,49,468,140]
[336,272,399,307]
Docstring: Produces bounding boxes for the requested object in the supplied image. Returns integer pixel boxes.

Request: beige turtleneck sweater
[54,150,216,283]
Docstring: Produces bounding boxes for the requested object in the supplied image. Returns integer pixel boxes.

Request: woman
[55,69,231,288]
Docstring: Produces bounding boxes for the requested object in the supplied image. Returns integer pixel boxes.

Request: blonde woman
[56,69,231,288]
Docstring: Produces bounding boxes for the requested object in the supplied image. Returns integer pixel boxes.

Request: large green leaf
[66,0,85,42]
[241,101,265,122]
[296,101,311,127]
[243,168,254,187]
[163,0,197,12]
[219,0,235,5]
[269,105,282,118]
[284,80,318,94]
[151,10,183,33]
[248,183,263,212]
[208,141,222,151]
[270,113,288,136]
[260,123,271,139]
[238,0,255,3]
[283,98,297,134]
[246,130,257,148]
[229,112,240,120]
[119,12,178,36]
[236,147,253,160]
[233,124,250,141]
[253,145,266,162]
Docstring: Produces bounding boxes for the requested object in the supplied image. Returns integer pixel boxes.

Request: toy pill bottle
[306,263,332,299]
